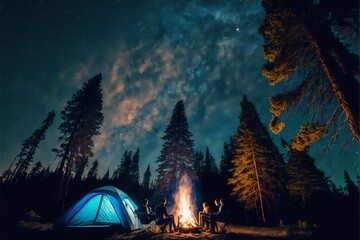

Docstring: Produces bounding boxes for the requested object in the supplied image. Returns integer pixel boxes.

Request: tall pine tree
[220,137,236,181]
[129,147,140,189]
[6,111,55,183]
[260,0,360,144]
[156,100,195,195]
[229,96,286,224]
[142,164,151,192]
[56,74,103,213]
[87,160,99,180]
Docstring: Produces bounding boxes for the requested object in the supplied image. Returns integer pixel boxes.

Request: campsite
[1,0,359,239]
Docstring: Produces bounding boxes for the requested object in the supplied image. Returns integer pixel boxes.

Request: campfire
[172,175,202,233]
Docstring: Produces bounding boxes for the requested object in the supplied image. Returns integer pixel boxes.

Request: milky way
[1,0,358,185]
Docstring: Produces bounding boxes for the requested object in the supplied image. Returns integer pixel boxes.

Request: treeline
[0,80,359,240]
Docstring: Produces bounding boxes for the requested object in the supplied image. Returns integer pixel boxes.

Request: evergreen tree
[119,150,132,182]
[142,164,151,191]
[220,137,236,180]
[29,161,43,178]
[156,100,195,195]
[102,168,110,181]
[130,147,140,189]
[283,140,330,206]
[6,111,55,183]
[193,150,204,177]
[42,165,51,178]
[87,160,99,180]
[260,0,360,144]
[344,170,359,199]
[55,74,103,213]
[74,156,89,180]
[203,147,218,175]
[229,96,286,223]
[201,147,219,201]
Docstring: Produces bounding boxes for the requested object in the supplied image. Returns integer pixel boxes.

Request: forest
[1,0,359,239]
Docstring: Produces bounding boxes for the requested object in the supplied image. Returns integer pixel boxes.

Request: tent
[55,186,142,231]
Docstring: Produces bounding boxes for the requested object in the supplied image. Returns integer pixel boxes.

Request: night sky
[1,0,358,186]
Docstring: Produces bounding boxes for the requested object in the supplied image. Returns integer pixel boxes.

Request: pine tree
[87,160,99,180]
[119,150,132,182]
[203,147,218,175]
[229,96,286,223]
[74,156,89,180]
[156,100,195,195]
[6,111,55,183]
[344,170,359,199]
[29,161,43,178]
[102,168,110,181]
[283,140,330,206]
[55,74,103,214]
[129,147,140,189]
[260,0,360,144]
[193,149,204,177]
[142,164,151,191]
[220,137,236,180]
[41,165,51,178]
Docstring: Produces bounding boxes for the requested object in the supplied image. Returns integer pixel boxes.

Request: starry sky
[1,0,358,186]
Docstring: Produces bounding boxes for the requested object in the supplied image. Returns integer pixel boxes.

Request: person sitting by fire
[137,198,155,223]
[209,198,229,233]
[155,198,176,233]
[214,199,220,212]
[198,202,212,229]
[201,199,219,230]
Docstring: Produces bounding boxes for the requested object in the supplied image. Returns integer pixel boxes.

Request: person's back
[138,205,147,213]
[155,204,166,220]
[154,198,175,233]
[216,204,228,221]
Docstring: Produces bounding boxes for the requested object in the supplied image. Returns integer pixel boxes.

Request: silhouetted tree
[55,74,103,214]
[87,160,99,180]
[6,111,55,183]
[193,149,204,177]
[229,96,286,224]
[344,170,359,199]
[142,164,151,192]
[203,147,218,175]
[200,147,219,201]
[130,147,140,189]
[156,100,195,195]
[102,168,110,181]
[74,156,89,180]
[283,140,330,207]
[260,0,360,145]
[29,161,43,178]
[220,137,236,181]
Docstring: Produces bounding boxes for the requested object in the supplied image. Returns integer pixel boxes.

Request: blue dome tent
[55,186,142,231]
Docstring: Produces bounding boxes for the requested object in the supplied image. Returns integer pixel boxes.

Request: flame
[172,175,198,228]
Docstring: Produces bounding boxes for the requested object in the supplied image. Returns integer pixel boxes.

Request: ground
[7,221,314,240]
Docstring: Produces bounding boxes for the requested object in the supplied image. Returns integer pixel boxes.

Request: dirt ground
[8,221,314,240]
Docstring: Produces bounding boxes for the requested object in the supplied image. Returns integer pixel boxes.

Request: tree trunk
[250,141,266,224]
[293,6,360,143]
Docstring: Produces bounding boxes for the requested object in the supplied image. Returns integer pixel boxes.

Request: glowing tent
[55,186,142,230]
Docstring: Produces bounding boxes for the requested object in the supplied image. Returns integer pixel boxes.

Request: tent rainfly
[55,186,142,230]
